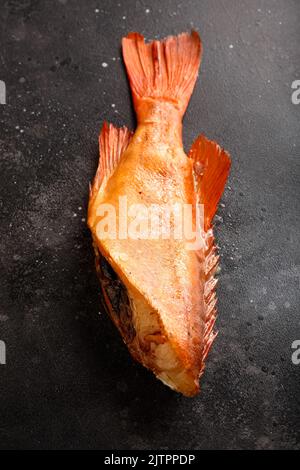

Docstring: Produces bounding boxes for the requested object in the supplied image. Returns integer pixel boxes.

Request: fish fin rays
[189,134,230,378]
[189,134,231,231]
[90,122,133,198]
[199,229,219,377]
[122,31,202,114]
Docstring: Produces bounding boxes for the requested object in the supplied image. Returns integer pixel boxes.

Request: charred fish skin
[95,248,136,345]
[88,32,231,396]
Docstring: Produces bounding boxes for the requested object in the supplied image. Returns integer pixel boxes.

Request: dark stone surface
[0,0,299,450]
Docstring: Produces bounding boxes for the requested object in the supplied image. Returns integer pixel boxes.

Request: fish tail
[122,31,202,114]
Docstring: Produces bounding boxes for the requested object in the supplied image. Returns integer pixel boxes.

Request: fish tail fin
[189,135,231,230]
[122,31,202,114]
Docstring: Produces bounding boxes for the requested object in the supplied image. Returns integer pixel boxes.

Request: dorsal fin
[189,134,231,231]
[90,122,133,198]
[189,135,230,379]
[199,229,219,376]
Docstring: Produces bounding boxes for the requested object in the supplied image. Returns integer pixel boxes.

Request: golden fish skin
[88,31,231,396]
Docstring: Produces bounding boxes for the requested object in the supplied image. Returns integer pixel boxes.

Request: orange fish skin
[88,32,230,397]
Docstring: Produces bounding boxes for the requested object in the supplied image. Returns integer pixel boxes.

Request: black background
[0,0,299,450]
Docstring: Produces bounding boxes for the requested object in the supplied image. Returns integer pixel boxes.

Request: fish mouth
[94,247,200,396]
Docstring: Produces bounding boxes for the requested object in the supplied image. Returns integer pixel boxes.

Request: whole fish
[88,31,231,396]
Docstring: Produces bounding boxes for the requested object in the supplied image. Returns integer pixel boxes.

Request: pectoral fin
[189,134,231,230]
[90,121,133,198]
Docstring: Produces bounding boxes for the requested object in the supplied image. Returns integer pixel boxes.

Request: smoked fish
[88,31,231,396]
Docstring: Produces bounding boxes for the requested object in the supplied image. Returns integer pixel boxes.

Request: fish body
[88,31,230,396]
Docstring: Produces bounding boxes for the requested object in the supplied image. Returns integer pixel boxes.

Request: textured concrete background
[0,0,299,450]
